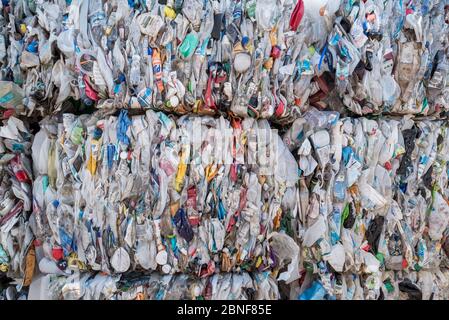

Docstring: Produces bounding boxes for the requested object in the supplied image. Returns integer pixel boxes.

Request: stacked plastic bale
[316,0,449,116]
[28,109,300,299]
[0,116,35,300]
[0,0,321,122]
[0,0,448,301]
[1,1,448,120]
[281,107,449,300]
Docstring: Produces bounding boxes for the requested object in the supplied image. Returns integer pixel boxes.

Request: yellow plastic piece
[164,6,177,19]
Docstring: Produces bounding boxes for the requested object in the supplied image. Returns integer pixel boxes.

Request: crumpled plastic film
[28,271,280,300]
[283,107,449,300]
[0,116,34,300]
[29,110,300,285]
[1,1,447,121]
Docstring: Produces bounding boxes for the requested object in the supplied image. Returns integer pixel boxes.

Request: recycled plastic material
[28,111,299,280]
[0,116,34,299]
[0,0,447,121]
[1,0,449,301]
[27,271,280,300]
[284,107,449,300]
[2,108,449,300]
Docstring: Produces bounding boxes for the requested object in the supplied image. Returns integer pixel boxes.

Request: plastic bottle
[77,75,93,106]
[90,11,106,44]
[130,54,141,87]
[334,172,346,202]
[179,31,199,59]
[152,48,164,92]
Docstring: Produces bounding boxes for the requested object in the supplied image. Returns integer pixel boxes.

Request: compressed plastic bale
[29,110,300,285]
[2,1,447,120]
[281,106,449,300]
[0,116,35,300]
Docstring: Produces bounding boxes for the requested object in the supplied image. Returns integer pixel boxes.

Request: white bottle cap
[120,151,128,160]
[162,264,171,274]
[156,250,168,265]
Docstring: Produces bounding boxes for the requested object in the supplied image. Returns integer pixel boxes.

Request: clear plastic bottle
[130,54,141,87]
[89,11,106,45]
[333,171,346,202]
